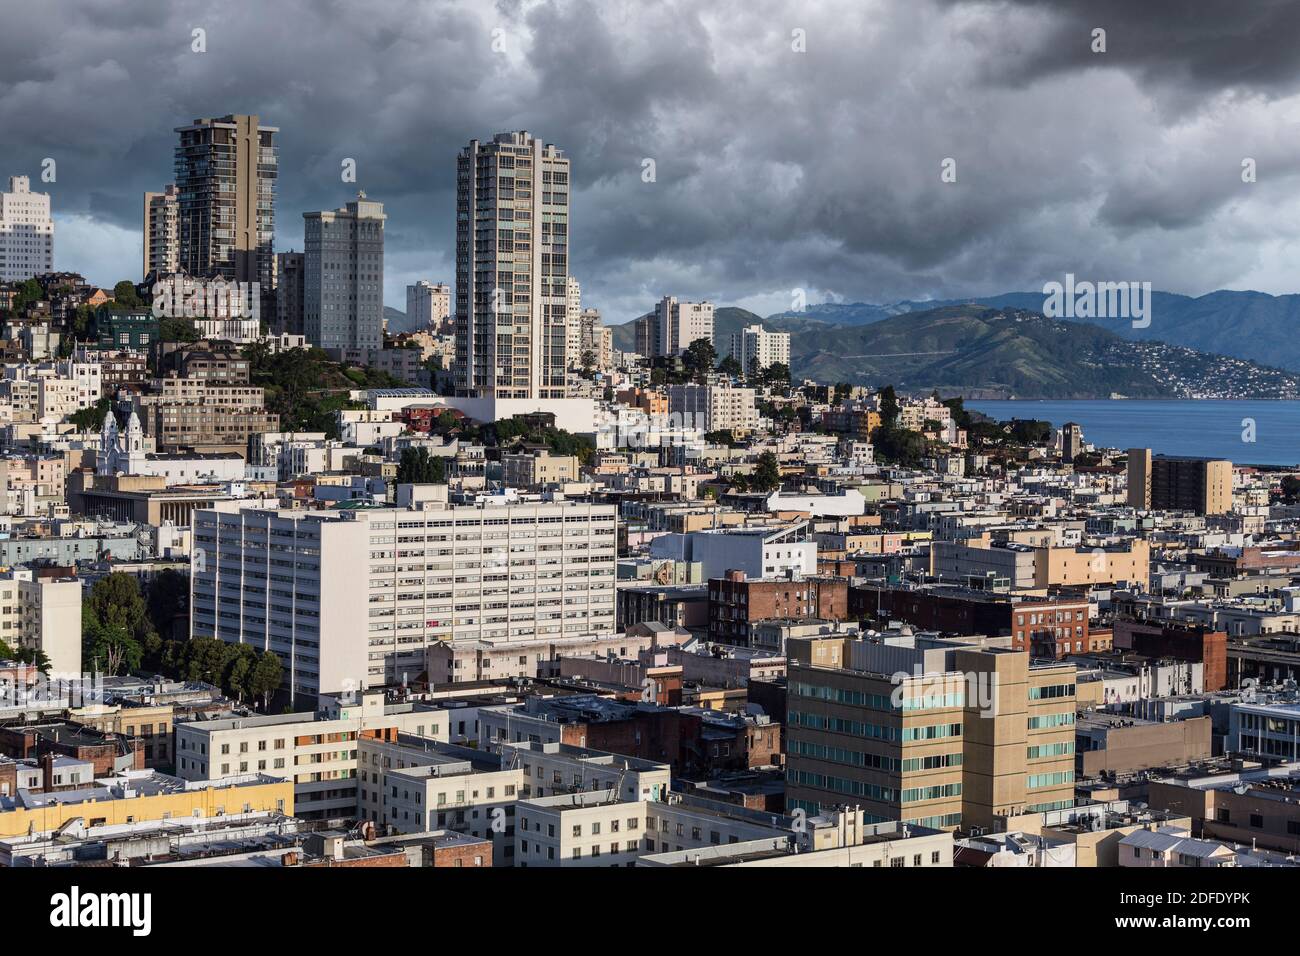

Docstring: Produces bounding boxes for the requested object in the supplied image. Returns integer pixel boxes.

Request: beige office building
[785,635,1077,832]
[1127,449,1232,515]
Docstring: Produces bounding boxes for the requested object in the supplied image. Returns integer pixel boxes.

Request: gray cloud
[1,0,1298,324]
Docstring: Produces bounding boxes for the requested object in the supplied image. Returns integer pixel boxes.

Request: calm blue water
[967,400,1300,467]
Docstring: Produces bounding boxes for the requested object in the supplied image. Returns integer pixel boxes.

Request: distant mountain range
[610,303,1300,399]
[383,305,417,333]
[763,289,1300,373]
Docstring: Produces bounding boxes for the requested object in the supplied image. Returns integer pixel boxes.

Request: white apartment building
[0,359,103,419]
[665,383,758,434]
[174,690,453,820]
[358,735,523,860]
[0,568,81,675]
[514,790,788,867]
[0,176,53,282]
[898,398,953,432]
[565,276,583,369]
[304,192,386,352]
[405,280,451,331]
[359,736,671,865]
[455,131,570,400]
[143,185,180,279]
[190,497,618,703]
[649,524,817,580]
[653,296,714,357]
[729,324,791,377]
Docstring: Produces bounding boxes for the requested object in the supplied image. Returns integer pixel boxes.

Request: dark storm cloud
[946,0,1300,95]
[2,0,1298,322]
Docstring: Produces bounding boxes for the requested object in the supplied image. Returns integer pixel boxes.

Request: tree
[750,451,782,493]
[0,637,50,672]
[249,651,283,709]
[684,338,718,381]
[878,385,900,429]
[717,356,742,379]
[83,572,159,674]
[1008,418,1053,445]
[69,397,113,432]
[397,447,446,484]
[4,278,43,317]
[159,316,200,343]
[761,362,791,387]
[84,606,143,676]
[579,350,596,378]
[1281,475,1300,503]
[112,280,144,309]
[871,425,927,466]
[942,396,972,429]
[146,568,189,643]
[224,644,258,702]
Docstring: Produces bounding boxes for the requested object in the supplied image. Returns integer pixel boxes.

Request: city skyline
[5,0,1300,324]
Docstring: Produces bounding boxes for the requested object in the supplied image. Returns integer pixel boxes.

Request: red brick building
[709,571,848,645]
[1113,618,1228,691]
[0,723,143,775]
[852,585,1092,657]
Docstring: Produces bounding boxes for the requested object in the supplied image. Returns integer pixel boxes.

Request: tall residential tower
[455,131,570,399]
[173,114,278,289]
[303,192,386,352]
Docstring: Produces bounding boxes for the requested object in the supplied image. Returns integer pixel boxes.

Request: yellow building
[0,771,293,838]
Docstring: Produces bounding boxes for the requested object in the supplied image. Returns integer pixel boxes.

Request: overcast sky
[4,0,1300,323]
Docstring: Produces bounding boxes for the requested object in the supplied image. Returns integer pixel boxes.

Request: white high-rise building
[304,191,386,352]
[665,382,758,433]
[0,176,54,282]
[730,324,791,377]
[650,296,714,357]
[565,276,583,368]
[142,185,179,279]
[190,496,617,704]
[405,280,451,331]
[455,131,570,399]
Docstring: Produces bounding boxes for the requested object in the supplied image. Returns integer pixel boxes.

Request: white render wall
[191,500,617,702]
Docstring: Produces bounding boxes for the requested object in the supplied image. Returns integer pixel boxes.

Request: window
[890,857,904,868]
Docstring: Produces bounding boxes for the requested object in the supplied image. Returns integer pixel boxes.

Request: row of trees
[80,571,282,708]
[158,638,281,708]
